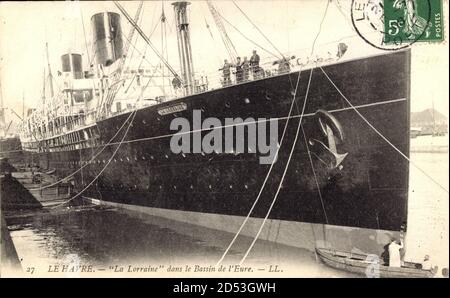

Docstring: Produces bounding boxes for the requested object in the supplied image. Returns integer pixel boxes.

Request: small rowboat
[316,248,435,278]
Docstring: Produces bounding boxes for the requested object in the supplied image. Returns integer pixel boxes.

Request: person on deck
[234,57,243,83]
[250,50,260,78]
[242,57,250,82]
[172,75,182,90]
[421,255,432,270]
[388,239,404,267]
[219,59,232,86]
[273,57,291,74]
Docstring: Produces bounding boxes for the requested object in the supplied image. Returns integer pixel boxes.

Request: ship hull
[22,50,411,253]
[85,197,400,256]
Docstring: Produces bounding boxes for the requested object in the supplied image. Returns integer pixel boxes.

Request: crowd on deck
[219,50,295,87]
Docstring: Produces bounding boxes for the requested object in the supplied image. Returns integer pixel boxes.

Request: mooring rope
[29,109,135,191]
[301,124,329,224]
[239,68,314,265]
[49,110,137,209]
[319,66,449,194]
[215,69,304,266]
[219,1,331,264]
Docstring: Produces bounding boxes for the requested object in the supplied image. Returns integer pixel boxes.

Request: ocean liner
[18,1,410,255]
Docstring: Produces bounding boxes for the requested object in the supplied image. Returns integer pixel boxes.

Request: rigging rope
[218,12,280,59]
[216,68,304,266]
[78,3,91,67]
[311,0,331,55]
[334,0,356,32]
[239,68,314,265]
[319,66,449,194]
[124,1,144,59]
[231,0,284,59]
[49,110,137,209]
[206,0,238,64]
[120,28,165,82]
[123,12,163,95]
[113,1,181,82]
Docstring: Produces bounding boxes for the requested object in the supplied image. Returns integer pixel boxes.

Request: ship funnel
[91,12,123,67]
[61,53,83,79]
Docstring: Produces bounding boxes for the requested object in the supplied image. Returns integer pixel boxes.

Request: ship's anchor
[309,109,348,170]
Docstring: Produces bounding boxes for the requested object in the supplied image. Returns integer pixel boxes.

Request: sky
[0,0,448,124]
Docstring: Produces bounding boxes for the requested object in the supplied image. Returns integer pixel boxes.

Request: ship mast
[22,91,25,119]
[172,1,195,96]
[42,67,46,104]
[46,42,54,99]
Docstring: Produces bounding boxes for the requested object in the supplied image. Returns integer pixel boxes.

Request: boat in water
[315,248,435,278]
[18,1,411,256]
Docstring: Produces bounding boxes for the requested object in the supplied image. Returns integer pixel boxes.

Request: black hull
[24,50,411,231]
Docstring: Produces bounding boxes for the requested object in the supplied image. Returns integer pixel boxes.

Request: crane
[206,1,238,65]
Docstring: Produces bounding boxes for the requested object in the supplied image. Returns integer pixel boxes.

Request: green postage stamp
[383,0,444,44]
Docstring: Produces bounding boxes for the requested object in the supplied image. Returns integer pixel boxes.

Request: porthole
[225,102,230,108]
[244,98,250,104]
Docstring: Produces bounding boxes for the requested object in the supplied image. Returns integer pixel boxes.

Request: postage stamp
[383,0,444,44]
[351,0,445,50]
